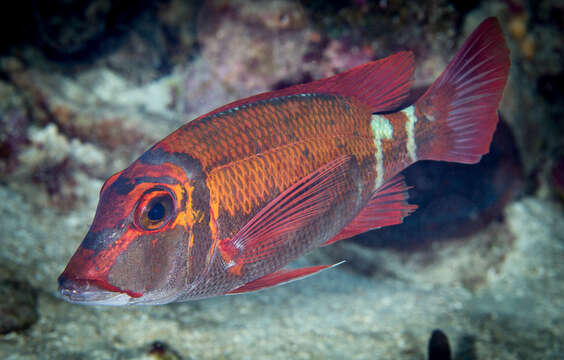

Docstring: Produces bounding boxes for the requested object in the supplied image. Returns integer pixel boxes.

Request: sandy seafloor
[1,0,563,359]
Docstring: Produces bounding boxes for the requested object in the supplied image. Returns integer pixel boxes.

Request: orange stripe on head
[170,181,201,232]
[93,161,191,234]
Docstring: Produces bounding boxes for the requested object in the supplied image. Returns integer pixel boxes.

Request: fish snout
[57,274,132,305]
[58,275,98,297]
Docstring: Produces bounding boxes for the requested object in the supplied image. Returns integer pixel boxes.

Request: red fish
[58,18,509,305]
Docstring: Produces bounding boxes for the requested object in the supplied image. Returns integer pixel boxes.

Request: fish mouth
[58,275,138,306]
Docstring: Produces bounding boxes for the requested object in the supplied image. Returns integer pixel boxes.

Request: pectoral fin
[227,262,345,294]
[218,156,353,266]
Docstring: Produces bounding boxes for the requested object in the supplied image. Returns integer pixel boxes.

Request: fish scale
[200,94,376,220]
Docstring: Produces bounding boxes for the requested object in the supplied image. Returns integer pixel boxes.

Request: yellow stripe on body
[402,105,418,162]
[370,114,393,189]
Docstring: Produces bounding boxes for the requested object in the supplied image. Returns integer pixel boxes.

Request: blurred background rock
[0,1,562,359]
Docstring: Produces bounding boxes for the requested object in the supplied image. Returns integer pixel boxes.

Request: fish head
[58,150,209,305]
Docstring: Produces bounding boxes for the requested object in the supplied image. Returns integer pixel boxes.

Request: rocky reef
[0,0,563,359]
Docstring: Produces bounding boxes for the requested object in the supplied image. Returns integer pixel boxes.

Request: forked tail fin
[414,17,510,164]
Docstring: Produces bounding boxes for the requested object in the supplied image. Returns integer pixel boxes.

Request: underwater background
[0,0,563,359]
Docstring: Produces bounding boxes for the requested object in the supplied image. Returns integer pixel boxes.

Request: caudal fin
[414,17,510,164]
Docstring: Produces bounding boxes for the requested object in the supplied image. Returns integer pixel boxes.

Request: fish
[58,18,510,305]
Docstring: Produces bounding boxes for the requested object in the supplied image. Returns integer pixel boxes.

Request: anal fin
[322,175,417,246]
[227,262,344,294]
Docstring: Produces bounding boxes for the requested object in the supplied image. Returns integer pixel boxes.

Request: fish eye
[134,189,176,231]
[148,202,165,221]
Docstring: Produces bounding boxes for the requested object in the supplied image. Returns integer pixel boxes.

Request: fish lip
[57,275,135,306]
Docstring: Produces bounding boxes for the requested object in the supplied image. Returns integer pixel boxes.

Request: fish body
[58,18,510,305]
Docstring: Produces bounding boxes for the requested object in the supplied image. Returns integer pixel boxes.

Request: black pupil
[147,202,165,221]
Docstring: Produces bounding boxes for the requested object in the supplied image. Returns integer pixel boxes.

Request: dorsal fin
[198,51,415,119]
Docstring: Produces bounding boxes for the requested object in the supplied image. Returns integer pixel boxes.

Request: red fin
[227,262,344,294]
[415,17,510,164]
[322,175,417,246]
[219,156,352,265]
[201,51,414,117]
